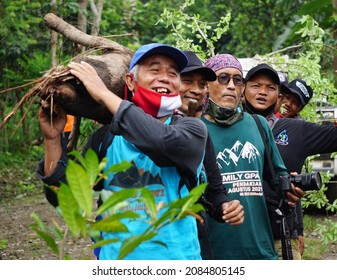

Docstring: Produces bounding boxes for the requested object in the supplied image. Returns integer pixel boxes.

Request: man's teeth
[280,106,289,114]
[156,88,168,93]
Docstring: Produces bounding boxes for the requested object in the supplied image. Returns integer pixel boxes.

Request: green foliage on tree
[262,16,337,117]
[31,149,206,259]
[157,0,231,60]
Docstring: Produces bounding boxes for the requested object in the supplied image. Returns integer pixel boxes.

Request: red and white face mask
[132,83,182,118]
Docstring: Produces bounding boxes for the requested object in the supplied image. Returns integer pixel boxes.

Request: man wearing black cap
[37,43,244,260]
[278,78,313,119]
[177,51,244,259]
[179,50,217,117]
[244,63,337,259]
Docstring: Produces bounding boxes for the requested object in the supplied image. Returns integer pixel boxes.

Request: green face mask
[205,98,244,126]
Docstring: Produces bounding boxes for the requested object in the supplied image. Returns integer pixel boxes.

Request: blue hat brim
[129,43,188,72]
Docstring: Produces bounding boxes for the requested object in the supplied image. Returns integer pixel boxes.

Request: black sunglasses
[216,73,244,86]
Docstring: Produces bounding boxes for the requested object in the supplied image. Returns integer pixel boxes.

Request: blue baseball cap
[128,43,188,72]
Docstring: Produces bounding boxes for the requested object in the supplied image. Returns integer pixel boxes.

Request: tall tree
[333,0,337,75]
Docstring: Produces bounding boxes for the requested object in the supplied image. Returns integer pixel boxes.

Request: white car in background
[316,105,337,126]
[311,105,337,203]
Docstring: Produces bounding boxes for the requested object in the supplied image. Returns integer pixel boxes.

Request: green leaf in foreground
[118,232,157,260]
[84,149,99,186]
[96,188,139,216]
[90,211,140,233]
[33,229,60,255]
[139,188,157,220]
[66,160,92,216]
[103,161,133,176]
[30,212,46,231]
[90,238,120,250]
[57,182,81,236]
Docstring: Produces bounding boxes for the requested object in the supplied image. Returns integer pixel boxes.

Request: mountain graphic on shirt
[216,140,260,168]
[108,160,164,188]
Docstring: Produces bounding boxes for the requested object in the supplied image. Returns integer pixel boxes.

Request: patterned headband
[205,54,242,74]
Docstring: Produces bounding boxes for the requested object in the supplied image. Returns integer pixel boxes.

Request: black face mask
[243,98,276,118]
[205,98,244,126]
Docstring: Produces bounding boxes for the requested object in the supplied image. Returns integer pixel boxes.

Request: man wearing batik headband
[201,54,303,260]
[37,43,244,260]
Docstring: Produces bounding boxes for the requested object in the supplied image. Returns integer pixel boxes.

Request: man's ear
[125,73,135,92]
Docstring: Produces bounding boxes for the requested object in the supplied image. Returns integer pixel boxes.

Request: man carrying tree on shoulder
[36,43,244,260]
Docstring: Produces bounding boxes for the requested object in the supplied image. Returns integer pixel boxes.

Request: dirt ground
[0,161,96,260]
[0,164,337,260]
[0,190,95,260]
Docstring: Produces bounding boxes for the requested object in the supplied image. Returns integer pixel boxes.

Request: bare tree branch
[43,13,133,55]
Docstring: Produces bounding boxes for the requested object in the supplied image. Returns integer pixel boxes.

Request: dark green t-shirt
[201,113,287,260]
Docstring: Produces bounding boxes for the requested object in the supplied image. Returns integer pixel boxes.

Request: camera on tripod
[279,172,322,192]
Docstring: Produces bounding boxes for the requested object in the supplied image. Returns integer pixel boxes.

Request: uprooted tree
[1,13,134,131]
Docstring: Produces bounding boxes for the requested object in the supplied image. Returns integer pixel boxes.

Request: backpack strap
[93,123,115,194]
[178,172,214,260]
[251,114,277,185]
[98,122,115,161]
[251,114,293,260]
[251,114,281,206]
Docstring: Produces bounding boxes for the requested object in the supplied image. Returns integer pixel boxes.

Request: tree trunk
[89,0,104,36]
[18,92,28,145]
[66,0,88,150]
[43,13,132,53]
[333,0,337,82]
[0,100,8,150]
[50,0,58,67]
[76,0,87,53]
